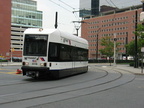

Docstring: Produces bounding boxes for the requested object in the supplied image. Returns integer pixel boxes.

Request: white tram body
[21,28,88,79]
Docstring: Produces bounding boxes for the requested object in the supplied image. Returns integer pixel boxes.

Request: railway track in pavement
[0,65,135,108]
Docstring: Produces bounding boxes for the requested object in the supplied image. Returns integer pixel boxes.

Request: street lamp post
[72,21,85,36]
[125,32,128,60]
[114,33,117,66]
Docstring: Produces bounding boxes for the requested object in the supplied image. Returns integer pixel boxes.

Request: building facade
[0,0,11,57]
[11,0,42,57]
[81,5,142,60]
[100,5,118,13]
[80,0,99,18]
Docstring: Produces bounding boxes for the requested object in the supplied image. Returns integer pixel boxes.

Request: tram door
[72,47,77,74]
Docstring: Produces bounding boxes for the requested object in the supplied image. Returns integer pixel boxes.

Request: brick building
[0,0,11,57]
[81,5,142,60]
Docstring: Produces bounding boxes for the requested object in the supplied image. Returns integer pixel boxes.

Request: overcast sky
[34,0,141,36]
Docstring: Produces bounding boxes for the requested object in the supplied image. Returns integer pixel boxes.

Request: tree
[134,24,144,39]
[99,36,120,59]
[99,36,113,59]
[126,39,144,57]
[125,40,135,57]
[126,24,144,57]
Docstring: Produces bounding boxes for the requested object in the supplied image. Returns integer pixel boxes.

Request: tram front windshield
[23,34,48,56]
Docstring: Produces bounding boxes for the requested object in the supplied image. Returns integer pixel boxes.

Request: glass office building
[12,0,42,27]
[11,0,42,54]
[80,0,99,18]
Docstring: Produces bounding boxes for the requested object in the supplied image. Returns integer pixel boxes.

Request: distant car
[123,56,134,60]
[0,57,6,60]
[12,57,22,62]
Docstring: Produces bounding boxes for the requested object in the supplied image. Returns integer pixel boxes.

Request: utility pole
[95,28,101,61]
[96,34,98,61]
[125,32,128,60]
[134,10,138,68]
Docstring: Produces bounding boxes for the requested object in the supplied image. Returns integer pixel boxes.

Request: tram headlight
[25,62,29,66]
[22,62,29,66]
[40,63,47,67]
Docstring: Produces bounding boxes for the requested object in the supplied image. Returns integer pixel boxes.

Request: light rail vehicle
[21,28,88,79]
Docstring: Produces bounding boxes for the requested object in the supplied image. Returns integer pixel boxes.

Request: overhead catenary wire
[48,0,80,34]
[109,0,117,7]
[58,0,80,22]
[105,0,113,7]
[58,0,75,10]
[49,0,72,13]
[48,0,79,19]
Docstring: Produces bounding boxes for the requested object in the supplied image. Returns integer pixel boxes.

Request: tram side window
[72,48,88,61]
[72,47,78,61]
[48,43,59,61]
[78,49,83,60]
[49,43,88,61]
[60,45,71,61]
[81,49,88,61]
[77,48,88,61]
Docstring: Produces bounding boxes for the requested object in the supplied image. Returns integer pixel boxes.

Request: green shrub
[129,62,134,66]
[0,60,8,62]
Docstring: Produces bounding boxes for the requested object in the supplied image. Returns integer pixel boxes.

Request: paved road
[0,63,143,108]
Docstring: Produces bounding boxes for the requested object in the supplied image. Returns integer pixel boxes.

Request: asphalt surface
[30,64,144,108]
[36,75,144,108]
[0,62,144,108]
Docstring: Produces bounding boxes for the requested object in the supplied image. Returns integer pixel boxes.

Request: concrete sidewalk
[89,63,144,75]
[0,62,21,66]
[115,64,144,75]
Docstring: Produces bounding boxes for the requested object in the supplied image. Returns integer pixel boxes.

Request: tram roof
[24,28,88,45]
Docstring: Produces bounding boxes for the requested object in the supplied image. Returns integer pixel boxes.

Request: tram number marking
[32,63,37,65]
